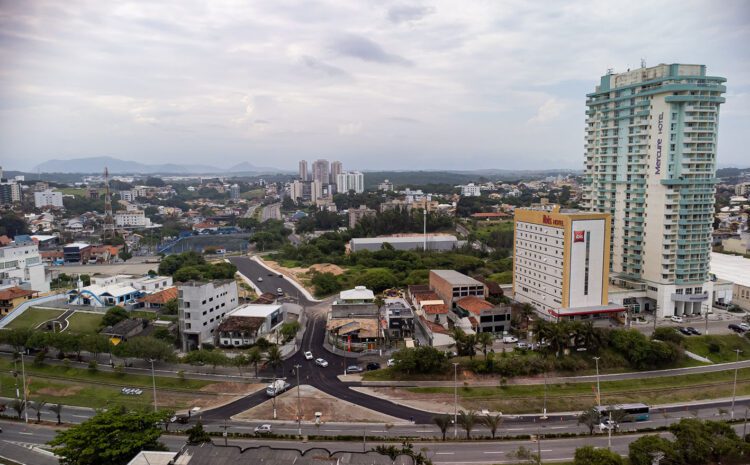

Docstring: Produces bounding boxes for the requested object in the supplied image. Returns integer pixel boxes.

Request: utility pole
[149,359,157,412]
[21,351,28,423]
[541,369,548,420]
[295,364,302,436]
[704,305,709,335]
[221,420,229,446]
[593,356,601,407]
[272,376,278,420]
[453,362,459,439]
[731,349,741,419]
[607,410,612,450]
[744,407,749,438]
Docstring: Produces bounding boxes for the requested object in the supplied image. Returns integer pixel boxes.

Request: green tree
[577,407,600,436]
[310,271,342,297]
[162,298,178,315]
[482,413,503,439]
[628,435,675,465]
[118,244,132,262]
[186,420,212,445]
[0,328,33,352]
[182,349,229,371]
[48,403,63,425]
[49,406,169,465]
[116,337,175,363]
[101,306,129,328]
[508,445,541,465]
[433,415,451,441]
[30,400,47,423]
[392,346,448,375]
[573,446,624,465]
[651,327,684,345]
[266,345,283,376]
[457,410,477,439]
[670,418,749,465]
[81,334,111,362]
[8,399,25,420]
[248,347,263,377]
[279,321,300,343]
[476,332,493,359]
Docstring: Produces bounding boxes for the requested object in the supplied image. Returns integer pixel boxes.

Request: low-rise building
[710,252,750,311]
[348,205,376,229]
[0,241,50,293]
[139,286,178,309]
[216,303,287,347]
[0,286,39,316]
[101,318,148,342]
[350,235,460,252]
[115,210,151,229]
[63,243,93,264]
[33,190,64,208]
[331,286,377,318]
[178,280,239,351]
[455,296,511,334]
[429,270,486,309]
[383,297,415,339]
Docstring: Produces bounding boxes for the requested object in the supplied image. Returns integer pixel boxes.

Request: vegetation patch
[65,312,104,334]
[682,334,750,363]
[4,307,64,330]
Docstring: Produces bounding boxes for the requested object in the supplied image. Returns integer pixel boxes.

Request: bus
[595,403,650,422]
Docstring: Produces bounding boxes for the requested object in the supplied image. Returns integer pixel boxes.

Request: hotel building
[582,63,726,317]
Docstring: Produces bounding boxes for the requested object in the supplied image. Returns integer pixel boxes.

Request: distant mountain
[32,156,290,175]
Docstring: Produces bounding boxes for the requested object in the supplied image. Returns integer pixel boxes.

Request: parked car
[277,288,284,296]
[315,358,329,367]
[366,362,381,371]
[516,342,529,350]
[670,315,684,323]
[267,272,274,276]
[740,323,750,331]
[502,336,518,343]
[678,327,692,336]
[278,274,283,278]
[254,424,272,434]
[346,365,364,373]
[686,327,701,335]
[304,351,313,360]
[257,277,263,282]
[386,359,396,367]
[729,324,745,333]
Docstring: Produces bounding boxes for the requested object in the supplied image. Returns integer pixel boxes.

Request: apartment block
[178,280,239,351]
[33,190,63,208]
[0,242,50,293]
[582,63,726,317]
[429,270,486,309]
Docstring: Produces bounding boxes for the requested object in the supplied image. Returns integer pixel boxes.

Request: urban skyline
[1,1,748,171]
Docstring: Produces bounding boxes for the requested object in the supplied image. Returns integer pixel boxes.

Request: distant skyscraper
[582,63,726,318]
[330,161,343,184]
[229,184,240,201]
[312,159,330,184]
[298,160,308,181]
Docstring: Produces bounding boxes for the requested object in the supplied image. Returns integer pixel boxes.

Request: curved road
[210,256,750,426]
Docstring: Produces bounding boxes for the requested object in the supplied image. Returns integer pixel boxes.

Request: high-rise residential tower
[298,160,308,181]
[582,63,726,318]
[312,159,330,184]
[330,161,343,185]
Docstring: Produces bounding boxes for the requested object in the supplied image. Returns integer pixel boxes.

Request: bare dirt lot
[233,384,403,423]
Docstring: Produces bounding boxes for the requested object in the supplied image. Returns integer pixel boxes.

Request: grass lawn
[404,368,750,414]
[5,307,64,330]
[58,187,87,197]
[241,188,265,200]
[0,358,214,410]
[129,310,158,321]
[65,312,104,334]
[682,334,750,363]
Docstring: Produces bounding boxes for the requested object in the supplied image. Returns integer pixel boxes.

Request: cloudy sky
[1,0,748,172]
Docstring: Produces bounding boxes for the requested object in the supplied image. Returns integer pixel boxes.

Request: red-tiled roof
[139,287,178,304]
[419,315,449,334]
[413,291,441,304]
[41,250,64,259]
[422,303,448,315]
[456,296,494,315]
[471,212,509,218]
[193,221,218,229]
[0,235,12,246]
[0,287,36,301]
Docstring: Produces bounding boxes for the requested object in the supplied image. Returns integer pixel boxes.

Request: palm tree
[233,354,248,376]
[247,347,262,378]
[483,413,503,439]
[30,400,47,423]
[519,303,535,338]
[48,403,63,425]
[476,332,494,359]
[577,407,600,435]
[266,345,283,377]
[433,414,451,441]
[457,410,478,439]
[8,399,25,420]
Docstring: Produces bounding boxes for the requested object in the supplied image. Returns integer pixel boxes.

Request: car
[346,365,364,373]
[686,327,701,335]
[366,362,381,371]
[598,420,617,433]
[268,272,274,276]
[516,342,529,350]
[277,288,284,296]
[502,336,518,343]
[386,358,396,367]
[257,277,263,282]
[278,274,283,278]
[170,414,190,424]
[678,327,692,336]
[315,358,329,367]
[670,315,684,323]
[740,323,750,331]
[254,424,272,434]
[304,351,313,360]
[729,324,745,333]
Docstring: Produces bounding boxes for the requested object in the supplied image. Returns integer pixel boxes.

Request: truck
[265,380,291,397]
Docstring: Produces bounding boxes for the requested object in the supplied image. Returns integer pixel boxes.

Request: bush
[88,360,98,372]
[652,327,684,345]
[708,341,721,353]
[392,347,448,374]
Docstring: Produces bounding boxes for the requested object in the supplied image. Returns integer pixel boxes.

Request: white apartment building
[513,207,620,321]
[178,280,239,351]
[0,242,50,293]
[33,190,64,208]
[460,183,481,197]
[336,171,364,194]
[583,63,726,317]
[114,210,151,228]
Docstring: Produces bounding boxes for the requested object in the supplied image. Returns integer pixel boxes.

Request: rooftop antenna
[606,68,614,75]
[103,166,114,241]
[641,58,647,68]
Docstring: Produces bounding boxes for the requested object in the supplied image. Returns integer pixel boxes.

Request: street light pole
[593,356,601,407]
[295,364,302,436]
[149,359,157,412]
[20,352,28,423]
[541,369,548,420]
[453,362,459,439]
[731,349,741,419]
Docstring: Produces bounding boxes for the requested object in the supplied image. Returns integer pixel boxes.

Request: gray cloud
[299,55,351,77]
[387,5,436,24]
[329,33,412,65]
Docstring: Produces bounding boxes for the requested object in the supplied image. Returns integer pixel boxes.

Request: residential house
[0,286,39,316]
[216,304,287,347]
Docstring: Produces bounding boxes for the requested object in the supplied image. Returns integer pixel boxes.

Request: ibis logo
[574,231,585,243]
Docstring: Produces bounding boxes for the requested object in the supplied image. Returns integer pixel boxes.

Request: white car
[516,342,529,350]
[304,351,313,360]
[257,277,263,282]
[502,336,518,343]
[277,287,284,296]
[670,315,684,323]
[315,358,329,367]
[740,323,750,331]
[386,358,396,367]
[598,420,616,433]
[254,424,272,434]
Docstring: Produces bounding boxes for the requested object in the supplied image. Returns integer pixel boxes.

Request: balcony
[671,292,709,303]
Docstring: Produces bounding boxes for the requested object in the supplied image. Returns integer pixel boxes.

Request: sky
[1,0,749,172]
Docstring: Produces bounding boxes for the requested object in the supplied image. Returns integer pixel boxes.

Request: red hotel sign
[542,215,564,227]
[574,231,585,243]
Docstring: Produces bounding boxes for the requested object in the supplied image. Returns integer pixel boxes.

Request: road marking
[72,415,89,418]
[483,451,504,454]
[435,452,454,455]
[19,432,34,435]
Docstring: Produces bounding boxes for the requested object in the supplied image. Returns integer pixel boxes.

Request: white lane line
[71,414,89,418]
[19,432,34,435]
[483,451,504,454]
[435,452,455,455]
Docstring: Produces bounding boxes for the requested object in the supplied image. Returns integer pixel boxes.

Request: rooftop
[228,304,282,318]
[430,270,484,287]
[350,235,458,245]
[0,287,37,300]
[218,315,265,333]
[64,242,91,249]
[456,296,495,315]
[139,287,178,305]
[339,286,374,301]
[710,252,750,288]
[422,303,449,315]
